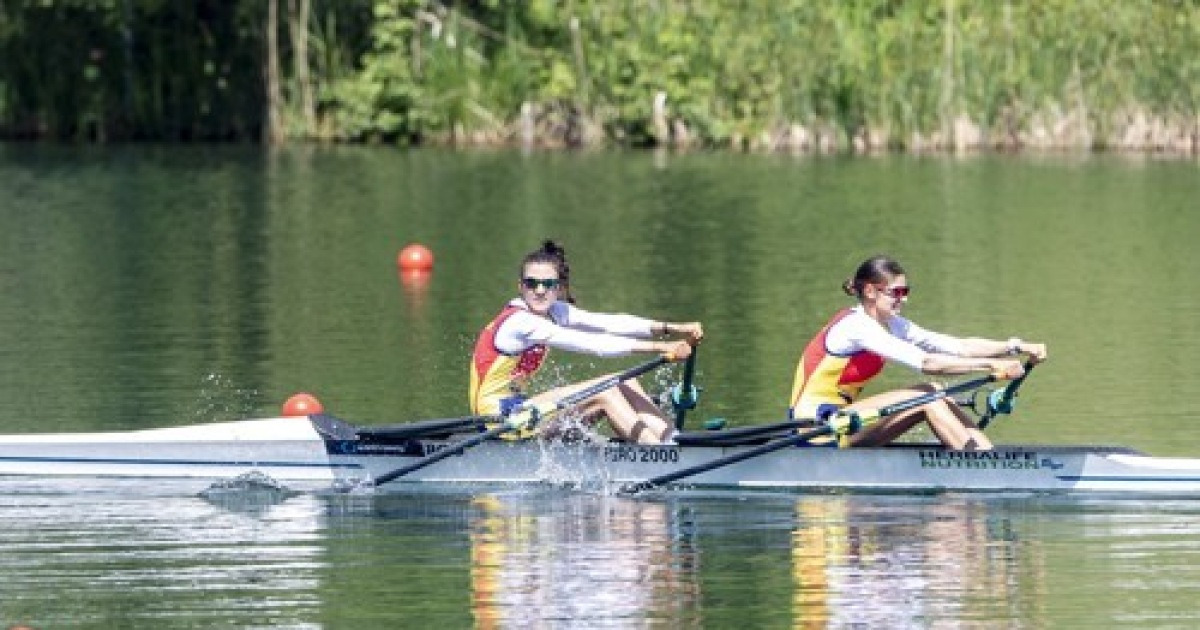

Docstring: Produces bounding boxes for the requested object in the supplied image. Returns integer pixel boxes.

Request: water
[2,145,1200,627]
[3,483,1200,628]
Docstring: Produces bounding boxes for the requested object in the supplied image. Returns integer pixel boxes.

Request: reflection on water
[791,496,1040,627]
[467,493,701,628]
[2,480,1200,627]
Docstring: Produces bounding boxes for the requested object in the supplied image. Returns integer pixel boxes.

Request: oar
[978,360,1037,429]
[675,419,813,445]
[368,355,673,487]
[620,372,999,494]
[672,348,699,430]
[356,416,489,440]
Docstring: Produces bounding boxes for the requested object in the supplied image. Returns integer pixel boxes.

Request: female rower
[469,240,703,444]
[788,255,1047,451]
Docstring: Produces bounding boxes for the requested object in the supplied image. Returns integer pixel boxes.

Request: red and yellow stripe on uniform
[789,308,884,418]
[469,306,549,415]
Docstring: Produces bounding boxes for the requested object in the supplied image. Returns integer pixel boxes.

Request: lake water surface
[2,145,1199,627]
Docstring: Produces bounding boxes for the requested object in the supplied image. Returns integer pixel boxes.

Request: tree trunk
[288,0,314,137]
[120,0,135,138]
[939,0,956,151]
[265,0,286,145]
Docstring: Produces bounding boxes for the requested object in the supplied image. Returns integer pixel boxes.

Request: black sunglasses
[521,277,561,291]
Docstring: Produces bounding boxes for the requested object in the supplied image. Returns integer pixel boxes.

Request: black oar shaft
[368,356,671,487]
[372,425,508,486]
[621,425,834,494]
[675,419,806,445]
[558,356,670,409]
[622,372,1000,494]
[357,416,488,440]
[874,373,997,418]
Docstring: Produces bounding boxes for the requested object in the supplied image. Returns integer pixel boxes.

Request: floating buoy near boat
[282,392,324,416]
[397,243,434,271]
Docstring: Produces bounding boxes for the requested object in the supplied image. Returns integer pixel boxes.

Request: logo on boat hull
[918,449,1049,470]
[324,439,429,457]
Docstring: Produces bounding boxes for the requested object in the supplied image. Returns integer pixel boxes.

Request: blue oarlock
[670,383,700,410]
[987,387,1016,416]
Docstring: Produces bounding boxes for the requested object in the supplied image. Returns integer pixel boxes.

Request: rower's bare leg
[881,400,992,451]
[842,384,990,450]
[585,387,665,444]
[847,411,924,446]
[525,381,606,437]
[527,377,670,444]
[615,380,674,443]
[921,402,975,449]
[844,387,932,447]
[944,401,993,450]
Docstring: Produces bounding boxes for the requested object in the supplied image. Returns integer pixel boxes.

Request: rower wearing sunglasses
[469,240,703,444]
[788,255,1047,451]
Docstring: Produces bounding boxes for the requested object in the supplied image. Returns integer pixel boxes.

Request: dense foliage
[2,0,1198,152]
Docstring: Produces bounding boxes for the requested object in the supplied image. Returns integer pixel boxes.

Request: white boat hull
[3,416,1200,495]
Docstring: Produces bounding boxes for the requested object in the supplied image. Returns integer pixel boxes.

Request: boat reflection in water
[467,492,702,627]
[790,495,1040,627]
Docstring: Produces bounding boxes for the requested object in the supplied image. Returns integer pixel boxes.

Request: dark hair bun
[842,279,858,296]
[541,240,567,260]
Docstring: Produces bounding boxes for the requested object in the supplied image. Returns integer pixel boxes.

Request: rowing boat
[2,414,1200,495]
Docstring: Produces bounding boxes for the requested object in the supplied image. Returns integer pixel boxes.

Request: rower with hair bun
[469,240,703,444]
[788,255,1047,451]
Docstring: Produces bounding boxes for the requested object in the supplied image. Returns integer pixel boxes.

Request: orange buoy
[282,392,324,416]
[397,243,434,271]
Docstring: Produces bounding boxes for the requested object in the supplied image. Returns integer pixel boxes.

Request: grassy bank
[2,1,1197,154]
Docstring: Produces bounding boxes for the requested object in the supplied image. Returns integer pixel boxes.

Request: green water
[2,145,1200,628]
[4,145,1199,452]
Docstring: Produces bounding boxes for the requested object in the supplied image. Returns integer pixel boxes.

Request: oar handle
[673,349,699,430]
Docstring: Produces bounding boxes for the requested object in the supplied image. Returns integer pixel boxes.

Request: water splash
[329,476,379,495]
[187,372,261,422]
[200,471,293,496]
[198,471,298,513]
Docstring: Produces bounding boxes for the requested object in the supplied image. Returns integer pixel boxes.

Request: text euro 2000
[603,446,681,463]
